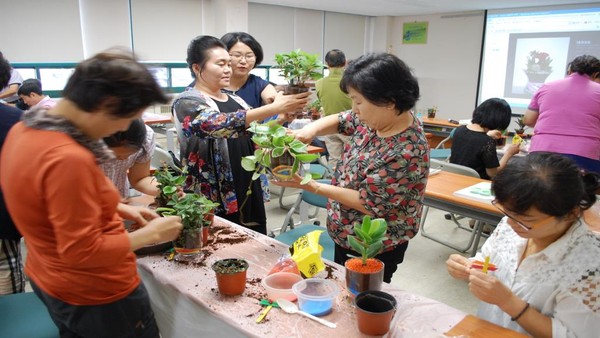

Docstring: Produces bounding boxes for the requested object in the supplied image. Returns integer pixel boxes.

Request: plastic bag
[268,254,301,276]
[289,230,325,278]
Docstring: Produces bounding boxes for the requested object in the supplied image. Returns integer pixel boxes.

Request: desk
[422,171,503,256]
[137,217,469,337]
[422,117,459,148]
[143,112,172,125]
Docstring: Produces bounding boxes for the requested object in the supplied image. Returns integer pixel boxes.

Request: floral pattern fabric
[172,88,250,215]
[327,111,430,251]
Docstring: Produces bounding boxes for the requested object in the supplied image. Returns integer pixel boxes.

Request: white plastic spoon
[276,298,337,329]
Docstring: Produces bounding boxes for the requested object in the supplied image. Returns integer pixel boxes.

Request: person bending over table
[446,152,600,337]
[101,118,159,198]
[0,50,183,337]
[273,52,429,283]
[172,35,310,235]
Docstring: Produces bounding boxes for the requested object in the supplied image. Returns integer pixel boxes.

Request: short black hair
[492,152,599,216]
[187,35,228,79]
[0,52,12,89]
[103,118,147,151]
[340,53,419,113]
[569,55,600,76]
[325,49,346,68]
[18,78,43,96]
[62,49,168,118]
[471,98,512,130]
[220,32,264,66]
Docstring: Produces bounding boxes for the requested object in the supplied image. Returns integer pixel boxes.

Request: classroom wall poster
[403,22,428,44]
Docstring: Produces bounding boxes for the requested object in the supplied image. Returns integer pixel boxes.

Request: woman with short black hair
[447,152,600,337]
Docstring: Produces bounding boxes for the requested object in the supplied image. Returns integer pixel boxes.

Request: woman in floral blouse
[275,53,429,282]
[172,35,309,234]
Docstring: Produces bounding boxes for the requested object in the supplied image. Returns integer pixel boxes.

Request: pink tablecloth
[137,217,466,337]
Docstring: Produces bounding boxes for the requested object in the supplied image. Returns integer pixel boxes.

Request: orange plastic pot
[354,290,397,335]
[212,258,249,296]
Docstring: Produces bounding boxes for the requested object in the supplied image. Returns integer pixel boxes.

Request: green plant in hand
[514,115,527,134]
[241,121,319,185]
[348,216,388,266]
[156,193,219,238]
[274,49,323,87]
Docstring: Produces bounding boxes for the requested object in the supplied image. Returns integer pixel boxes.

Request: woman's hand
[486,130,502,139]
[117,203,159,229]
[290,125,317,144]
[272,91,311,114]
[269,174,309,190]
[446,254,471,281]
[468,269,514,306]
[129,216,183,250]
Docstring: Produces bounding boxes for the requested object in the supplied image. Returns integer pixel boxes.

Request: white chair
[420,159,489,253]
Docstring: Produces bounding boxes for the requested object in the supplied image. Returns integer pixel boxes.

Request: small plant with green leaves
[274,49,323,88]
[241,120,319,184]
[156,192,220,241]
[514,115,527,135]
[153,165,186,208]
[347,216,388,266]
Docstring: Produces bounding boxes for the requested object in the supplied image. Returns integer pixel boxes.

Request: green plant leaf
[163,186,177,194]
[368,219,388,239]
[252,172,261,180]
[365,240,383,258]
[291,159,299,176]
[294,153,319,162]
[354,227,372,243]
[272,135,285,147]
[300,172,312,185]
[348,235,365,255]
[361,216,372,234]
[271,147,285,158]
[241,156,256,171]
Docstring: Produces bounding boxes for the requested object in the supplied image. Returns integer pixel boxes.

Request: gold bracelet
[511,302,530,321]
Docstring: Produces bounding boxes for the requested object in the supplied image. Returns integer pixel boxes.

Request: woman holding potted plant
[273,53,429,283]
[172,35,309,234]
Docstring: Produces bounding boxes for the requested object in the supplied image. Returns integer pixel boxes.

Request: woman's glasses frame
[229,53,256,62]
[491,200,556,231]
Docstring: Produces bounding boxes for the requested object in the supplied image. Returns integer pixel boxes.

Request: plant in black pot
[514,115,527,136]
[345,216,388,297]
[274,49,323,95]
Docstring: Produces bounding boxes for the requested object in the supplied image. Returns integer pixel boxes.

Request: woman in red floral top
[275,53,429,282]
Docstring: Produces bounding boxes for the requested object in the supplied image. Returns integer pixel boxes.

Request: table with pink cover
[136,216,466,337]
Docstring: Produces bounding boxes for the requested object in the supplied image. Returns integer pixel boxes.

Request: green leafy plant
[241,121,319,184]
[156,192,219,236]
[347,216,388,266]
[153,165,186,208]
[274,49,323,87]
[307,98,322,117]
[514,115,527,134]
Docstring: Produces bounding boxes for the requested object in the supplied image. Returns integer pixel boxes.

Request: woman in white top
[101,118,158,198]
[447,152,600,338]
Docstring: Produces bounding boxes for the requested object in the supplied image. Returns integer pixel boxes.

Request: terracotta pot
[174,228,202,257]
[202,213,214,246]
[344,258,384,297]
[212,258,249,296]
[354,290,397,335]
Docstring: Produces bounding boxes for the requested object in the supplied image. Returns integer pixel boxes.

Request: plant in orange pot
[345,216,387,297]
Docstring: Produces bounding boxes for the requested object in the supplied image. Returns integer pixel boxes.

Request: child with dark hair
[450,98,520,179]
[17,78,57,109]
[447,152,600,337]
[101,118,158,197]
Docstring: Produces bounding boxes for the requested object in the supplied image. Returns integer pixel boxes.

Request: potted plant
[307,98,322,120]
[514,115,527,136]
[156,192,219,259]
[427,106,438,119]
[153,165,186,208]
[345,216,387,297]
[212,258,249,296]
[274,49,323,94]
[242,121,319,183]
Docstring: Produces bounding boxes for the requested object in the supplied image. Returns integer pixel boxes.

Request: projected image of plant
[524,50,553,82]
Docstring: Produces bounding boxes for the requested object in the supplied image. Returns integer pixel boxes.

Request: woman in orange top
[0,50,183,337]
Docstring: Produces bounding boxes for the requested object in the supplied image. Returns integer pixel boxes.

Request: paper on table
[453,182,494,203]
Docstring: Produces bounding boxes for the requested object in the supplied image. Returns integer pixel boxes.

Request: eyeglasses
[491,200,556,231]
[230,53,256,61]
